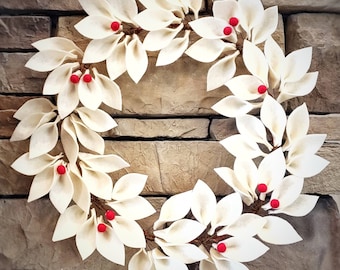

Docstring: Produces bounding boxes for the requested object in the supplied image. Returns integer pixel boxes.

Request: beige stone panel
[0,16,50,50]
[286,13,340,113]
[103,118,210,139]
[262,0,340,13]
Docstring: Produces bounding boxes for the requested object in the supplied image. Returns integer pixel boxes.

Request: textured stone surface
[1,139,340,196]
[0,0,82,11]
[262,0,340,13]
[0,196,338,269]
[104,118,210,139]
[0,198,165,270]
[286,13,340,113]
[210,114,340,141]
[0,53,47,94]
[0,16,50,50]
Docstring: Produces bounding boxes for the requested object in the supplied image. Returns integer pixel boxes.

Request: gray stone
[286,13,340,113]
[0,16,51,50]
[262,0,340,13]
[0,0,83,11]
[0,53,47,94]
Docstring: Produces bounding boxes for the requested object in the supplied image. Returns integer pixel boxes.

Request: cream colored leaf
[74,15,115,40]
[78,73,102,110]
[107,0,138,24]
[126,35,148,83]
[32,37,83,56]
[49,171,74,213]
[226,75,265,101]
[212,96,254,118]
[28,166,55,202]
[13,98,55,120]
[251,6,278,45]
[287,154,329,178]
[60,117,79,165]
[106,36,128,80]
[128,249,153,270]
[134,8,179,31]
[77,106,117,132]
[112,173,147,201]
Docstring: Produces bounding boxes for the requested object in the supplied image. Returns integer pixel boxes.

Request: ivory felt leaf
[287,154,329,178]
[78,0,115,18]
[78,75,102,110]
[13,98,56,121]
[126,35,148,83]
[238,0,264,36]
[128,249,153,270]
[49,171,74,213]
[151,249,189,270]
[134,8,179,31]
[212,96,254,117]
[60,117,79,165]
[251,6,278,45]
[107,0,138,24]
[32,37,83,56]
[69,166,91,213]
[57,81,80,119]
[77,107,118,132]
[282,47,312,82]
[189,17,231,39]
[226,75,265,101]
[74,15,116,40]
[28,166,55,202]
[106,37,128,80]
[112,173,148,201]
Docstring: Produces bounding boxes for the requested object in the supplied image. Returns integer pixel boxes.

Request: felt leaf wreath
[10,0,329,269]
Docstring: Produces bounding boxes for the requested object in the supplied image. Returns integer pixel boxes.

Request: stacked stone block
[0,0,339,269]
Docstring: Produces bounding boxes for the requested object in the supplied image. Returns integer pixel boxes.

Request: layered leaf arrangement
[10,0,329,269]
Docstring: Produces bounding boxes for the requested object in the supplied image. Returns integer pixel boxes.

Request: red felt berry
[111,21,120,31]
[217,242,227,253]
[105,210,116,221]
[56,165,66,175]
[270,199,280,209]
[223,26,232,36]
[97,223,107,233]
[70,74,80,84]
[258,85,267,94]
[229,17,239,27]
[83,74,92,83]
[257,183,268,193]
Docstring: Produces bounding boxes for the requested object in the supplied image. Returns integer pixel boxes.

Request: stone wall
[0,0,339,269]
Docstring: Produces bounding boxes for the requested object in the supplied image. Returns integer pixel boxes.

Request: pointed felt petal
[258,216,302,245]
[28,166,55,202]
[214,167,254,206]
[220,134,264,159]
[264,36,284,88]
[282,72,318,97]
[186,38,235,63]
[52,205,87,241]
[49,171,74,213]
[107,196,156,220]
[110,216,146,248]
[74,15,116,40]
[191,180,216,226]
[106,37,128,80]
[57,81,79,119]
[60,117,79,165]
[25,50,78,72]
[82,33,123,63]
[189,0,203,19]
[11,153,61,176]
[285,103,309,149]
[80,164,113,200]
[77,106,117,132]
[257,148,286,192]
[282,47,312,82]
[156,30,190,66]
[13,98,55,120]
[143,24,184,51]
[266,175,304,210]
[213,0,239,21]
[10,112,56,142]
[75,209,96,260]
[243,40,268,84]
[69,167,91,213]
[210,248,249,270]
[112,173,147,201]
[43,62,79,95]
[236,114,271,150]
[107,0,138,24]
[238,0,264,35]
[79,0,115,17]
[29,121,59,158]
[134,8,179,31]
[260,95,286,147]
[226,75,265,101]
[154,190,192,230]
[126,35,148,83]
[78,75,102,110]
[78,152,129,173]
[154,219,205,244]
[32,37,83,56]
[287,154,329,178]
[189,17,229,39]
[210,193,243,234]
[152,248,189,270]
[96,223,125,265]
[269,194,319,217]
[128,249,153,270]
[207,51,239,91]
[218,213,266,237]
[251,6,278,45]
[289,134,327,158]
[156,239,207,264]
[212,96,254,118]
[92,69,122,110]
[220,237,269,262]
[72,117,105,154]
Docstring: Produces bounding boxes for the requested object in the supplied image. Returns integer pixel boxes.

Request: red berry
[111,21,120,31]
[257,183,268,193]
[270,199,280,209]
[56,165,66,175]
[217,242,227,253]
[223,26,232,36]
[70,74,80,84]
[105,210,116,221]
[97,223,107,233]
[229,17,239,27]
[83,74,92,83]
[258,85,267,94]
